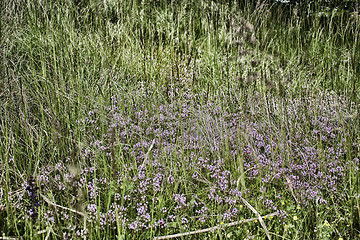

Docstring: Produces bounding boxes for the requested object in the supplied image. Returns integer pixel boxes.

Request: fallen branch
[240,197,271,240]
[40,193,88,240]
[139,138,156,168]
[153,212,277,240]
[44,227,51,240]
[284,176,299,204]
[40,193,86,217]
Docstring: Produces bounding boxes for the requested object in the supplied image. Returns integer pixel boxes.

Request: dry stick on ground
[40,193,88,240]
[0,222,53,240]
[153,212,277,240]
[37,227,52,237]
[240,197,272,240]
[40,193,86,217]
[139,138,156,168]
[43,227,51,240]
[284,175,299,204]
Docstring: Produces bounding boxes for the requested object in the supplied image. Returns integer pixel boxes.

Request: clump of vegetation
[1,0,359,239]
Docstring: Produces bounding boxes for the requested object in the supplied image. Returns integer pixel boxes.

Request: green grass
[1,0,359,239]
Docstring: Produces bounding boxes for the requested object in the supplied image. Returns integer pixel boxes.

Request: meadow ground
[0,0,359,239]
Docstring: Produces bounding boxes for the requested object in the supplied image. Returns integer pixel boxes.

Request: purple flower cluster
[26,176,40,220]
[73,88,357,229]
[26,85,358,236]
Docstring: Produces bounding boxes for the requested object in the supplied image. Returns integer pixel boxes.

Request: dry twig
[40,193,86,217]
[153,212,277,240]
[240,197,272,240]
